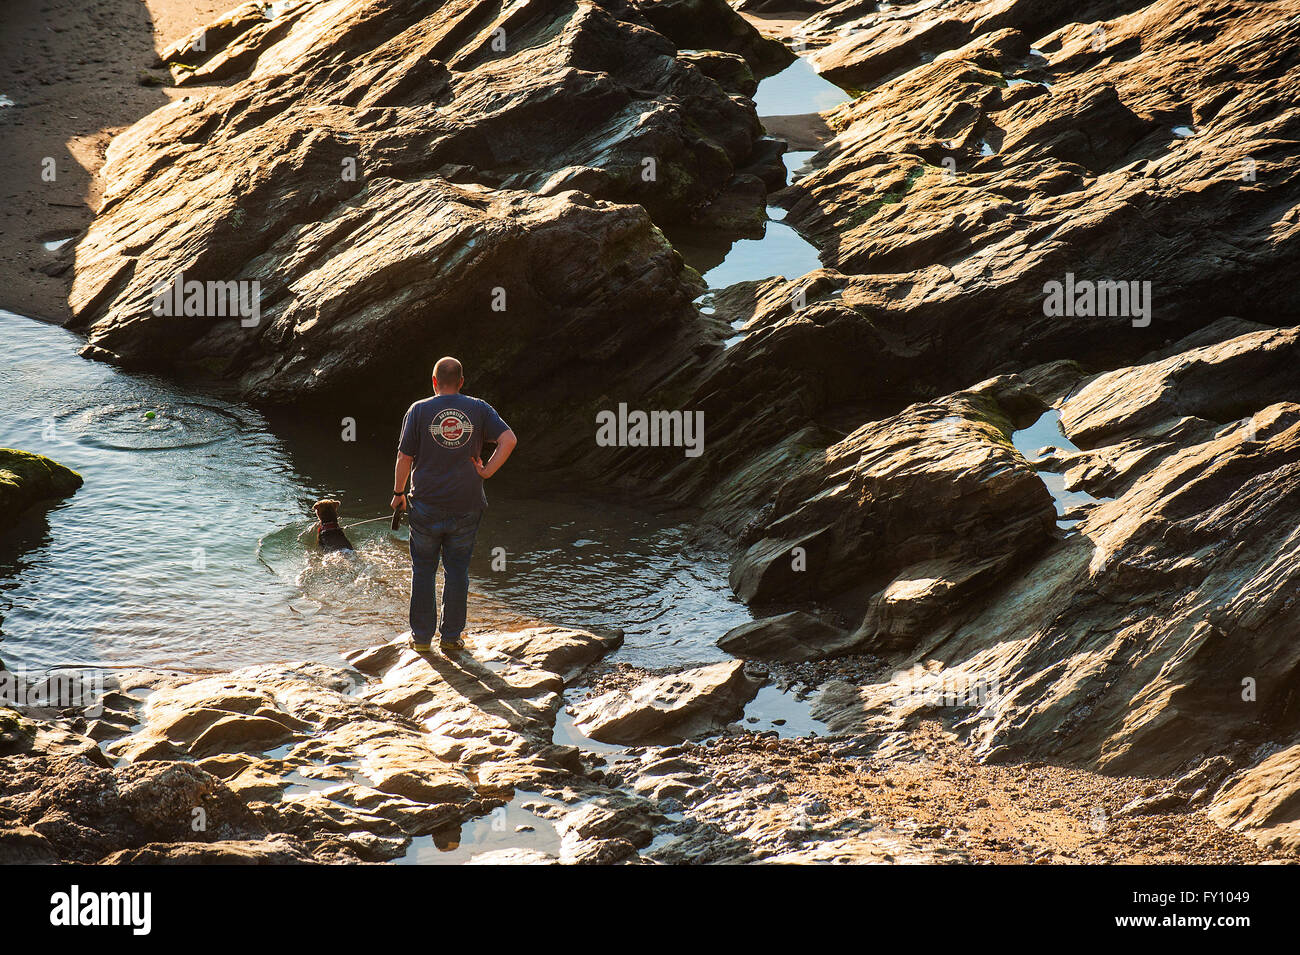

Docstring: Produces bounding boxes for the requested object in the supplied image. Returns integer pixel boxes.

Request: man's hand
[390,494,407,511]
[472,430,516,481]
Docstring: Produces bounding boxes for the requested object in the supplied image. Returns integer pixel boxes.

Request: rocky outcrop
[729,381,1055,628]
[633,0,794,73]
[1060,326,1300,448]
[0,706,107,766]
[0,626,679,864]
[718,610,855,661]
[804,330,1300,799]
[0,755,273,864]
[618,1,1300,857]
[765,0,1300,390]
[0,449,82,526]
[1208,745,1300,854]
[572,660,765,743]
[23,0,1300,863]
[67,0,784,461]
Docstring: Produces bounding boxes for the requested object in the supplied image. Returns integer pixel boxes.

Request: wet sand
[577,662,1282,864]
[0,0,226,323]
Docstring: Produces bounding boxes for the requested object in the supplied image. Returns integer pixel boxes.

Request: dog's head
[312,499,341,523]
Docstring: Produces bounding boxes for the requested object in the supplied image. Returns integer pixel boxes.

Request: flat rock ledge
[0,626,689,865]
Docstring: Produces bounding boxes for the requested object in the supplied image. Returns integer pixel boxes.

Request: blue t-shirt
[398,394,509,514]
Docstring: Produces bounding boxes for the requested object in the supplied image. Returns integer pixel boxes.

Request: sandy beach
[0,0,226,323]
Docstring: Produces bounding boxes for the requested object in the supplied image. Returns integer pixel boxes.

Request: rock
[470,626,624,682]
[773,0,1300,396]
[0,755,274,863]
[728,383,1055,643]
[560,834,639,865]
[0,706,109,766]
[65,0,779,467]
[555,799,656,849]
[1060,327,1300,447]
[0,449,83,525]
[1118,791,1187,818]
[809,354,1300,801]
[572,661,765,743]
[159,2,281,85]
[632,0,795,74]
[755,312,1300,846]
[1175,756,1236,800]
[677,50,757,97]
[718,610,857,661]
[0,825,58,865]
[1209,744,1300,853]
[3,624,625,862]
[100,837,317,865]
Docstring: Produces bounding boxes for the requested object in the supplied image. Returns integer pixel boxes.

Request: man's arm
[392,452,414,511]
[472,429,517,479]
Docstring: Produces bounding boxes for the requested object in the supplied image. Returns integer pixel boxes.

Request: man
[392,356,517,653]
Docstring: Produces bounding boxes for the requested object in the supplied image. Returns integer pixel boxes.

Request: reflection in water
[0,311,749,672]
[662,45,851,292]
[1011,409,1106,529]
[742,683,828,738]
[397,790,564,864]
[753,56,851,117]
[667,152,824,294]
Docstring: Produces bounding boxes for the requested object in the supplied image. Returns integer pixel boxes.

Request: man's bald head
[433,356,464,393]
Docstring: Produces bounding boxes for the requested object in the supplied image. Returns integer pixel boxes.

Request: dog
[311,499,354,552]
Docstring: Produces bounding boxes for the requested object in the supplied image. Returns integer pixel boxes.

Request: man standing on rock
[391,356,517,653]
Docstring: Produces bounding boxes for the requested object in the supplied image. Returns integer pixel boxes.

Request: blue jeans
[407,504,482,643]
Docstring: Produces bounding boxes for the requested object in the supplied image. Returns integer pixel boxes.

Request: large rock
[772,0,1300,392]
[0,449,82,525]
[1060,326,1300,447]
[1208,744,1300,854]
[572,660,765,743]
[0,625,627,862]
[718,610,856,661]
[0,706,108,765]
[728,382,1055,636]
[807,332,1300,798]
[65,0,782,466]
[101,837,317,865]
[0,755,272,864]
[632,0,794,74]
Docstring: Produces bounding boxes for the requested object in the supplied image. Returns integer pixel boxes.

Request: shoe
[410,638,432,652]
[439,635,465,653]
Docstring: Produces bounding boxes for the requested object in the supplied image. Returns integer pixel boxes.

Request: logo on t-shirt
[430,408,473,448]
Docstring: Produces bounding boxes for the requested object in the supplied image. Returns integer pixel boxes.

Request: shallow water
[397,790,564,864]
[664,48,850,293]
[1011,409,1104,529]
[669,150,825,296]
[742,683,828,738]
[753,56,851,117]
[0,310,748,673]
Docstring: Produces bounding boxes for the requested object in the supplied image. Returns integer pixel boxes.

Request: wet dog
[311,499,354,552]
